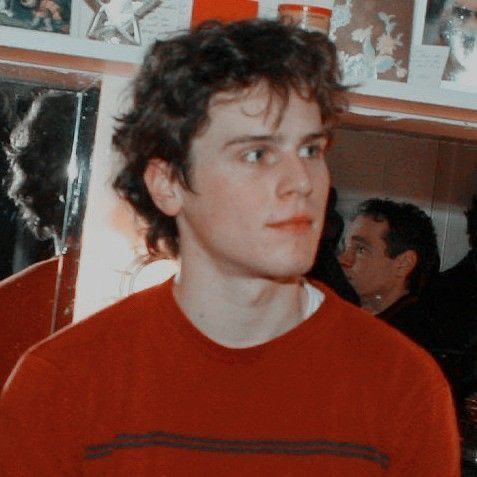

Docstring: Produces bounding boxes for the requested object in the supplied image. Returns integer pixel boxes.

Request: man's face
[174,83,330,280]
[453,0,477,28]
[338,215,402,302]
[444,0,477,74]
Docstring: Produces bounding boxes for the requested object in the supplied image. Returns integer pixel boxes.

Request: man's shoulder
[317,282,442,375]
[27,279,174,365]
[0,256,59,291]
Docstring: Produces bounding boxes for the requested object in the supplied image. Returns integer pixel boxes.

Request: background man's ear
[396,250,418,278]
[143,158,183,217]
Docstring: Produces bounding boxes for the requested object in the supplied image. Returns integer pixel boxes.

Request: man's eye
[298,144,324,160]
[356,245,367,254]
[453,6,473,19]
[243,149,265,163]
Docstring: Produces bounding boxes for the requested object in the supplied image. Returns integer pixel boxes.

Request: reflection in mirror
[0,67,100,387]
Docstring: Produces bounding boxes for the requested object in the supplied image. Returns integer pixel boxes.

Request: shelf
[0,26,476,140]
[345,78,477,141]
[341,108,477,143]
[352,79,477,111]
[345,91,477,142]
[0,26,141,76]
[1,25,145,62]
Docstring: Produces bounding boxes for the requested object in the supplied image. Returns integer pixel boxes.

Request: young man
[0,20,459,475]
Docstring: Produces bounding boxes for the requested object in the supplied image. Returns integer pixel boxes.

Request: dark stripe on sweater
[84,430,389,468]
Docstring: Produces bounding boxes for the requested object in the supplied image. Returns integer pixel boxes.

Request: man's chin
[263,262,315,282]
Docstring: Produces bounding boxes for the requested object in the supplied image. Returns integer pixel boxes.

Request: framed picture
[330,0,414,84]
[0,0,71,33]
[71,0,192,46]
[70,0,258,47]
[421,0,477,90]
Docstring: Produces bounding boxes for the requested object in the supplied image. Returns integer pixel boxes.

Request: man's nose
[338,248,352,268]
[276,153,314,198]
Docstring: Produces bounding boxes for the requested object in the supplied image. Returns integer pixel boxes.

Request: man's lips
[267,215,314,232]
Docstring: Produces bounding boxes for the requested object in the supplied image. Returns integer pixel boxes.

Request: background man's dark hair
[6,91,77,241]
[465,195,477,250]
[113,18,347,258]
[354,198,440,295]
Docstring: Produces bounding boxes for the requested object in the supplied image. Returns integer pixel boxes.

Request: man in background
[338,198,467,401]
[338,198,441,347]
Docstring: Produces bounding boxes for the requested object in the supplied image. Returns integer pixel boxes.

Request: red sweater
[0,255,74,390]
[0,256,58,389]
[0,279,460,476]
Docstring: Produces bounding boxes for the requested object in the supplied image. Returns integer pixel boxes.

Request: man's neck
[361,287,410,315]
[172,267,308,349]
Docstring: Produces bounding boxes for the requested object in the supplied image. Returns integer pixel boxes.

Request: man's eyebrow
[222,135,276,149]
[302,132,330,142]
[302,132,332,148]
[222,131,329,149]
[350,235,370,246]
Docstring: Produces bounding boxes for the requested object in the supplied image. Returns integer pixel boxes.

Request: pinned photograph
[330,0,414,84]
[423,0,477,89]
[84,0,161,45]
[0,0,70,33]
[79,0,191,46]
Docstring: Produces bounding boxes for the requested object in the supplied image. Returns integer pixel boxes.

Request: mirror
[0,61,100,333]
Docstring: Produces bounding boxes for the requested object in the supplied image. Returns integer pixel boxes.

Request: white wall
[73,75,179,322]
[74,75,132,321]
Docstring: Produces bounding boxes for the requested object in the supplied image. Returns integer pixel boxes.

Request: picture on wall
[0,0,71,33]
[77,0,192,46]
[330,0,414,84]
[422,0,477,89]
[76,0,257,48]
[84,0,161,45]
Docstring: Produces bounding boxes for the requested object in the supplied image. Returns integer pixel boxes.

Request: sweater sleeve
[390,375,461,476]
[0,352,82,476]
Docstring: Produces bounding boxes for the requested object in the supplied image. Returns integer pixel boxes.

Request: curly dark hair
[354,198,440,295]
[465,195,477,250]
[113,18,347,258]
[6,90,77,240]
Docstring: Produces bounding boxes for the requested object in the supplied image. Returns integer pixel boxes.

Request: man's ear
[143,158,183,217]
[395,249,418,278]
